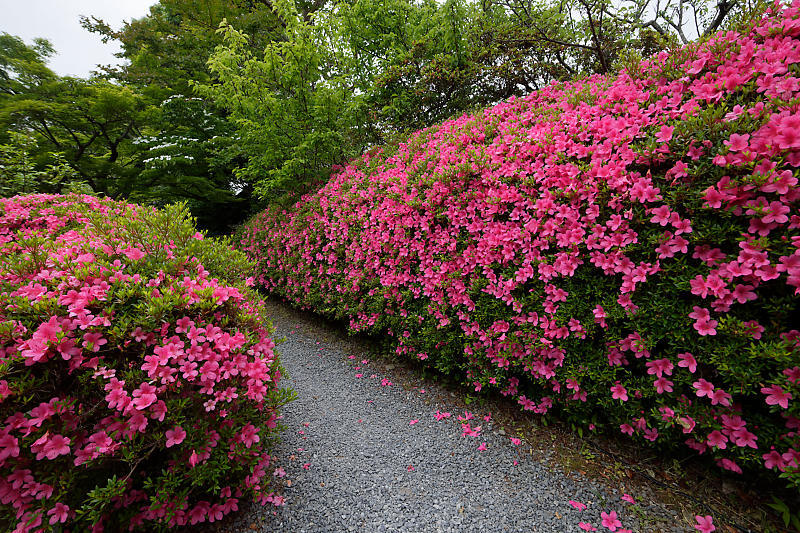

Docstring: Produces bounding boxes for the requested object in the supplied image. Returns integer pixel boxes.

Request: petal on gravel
[569,500,587,511]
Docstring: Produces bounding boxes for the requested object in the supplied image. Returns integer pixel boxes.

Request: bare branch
[702,0,738,37]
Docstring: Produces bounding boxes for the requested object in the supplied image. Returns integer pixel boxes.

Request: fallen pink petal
[569,500,587,511]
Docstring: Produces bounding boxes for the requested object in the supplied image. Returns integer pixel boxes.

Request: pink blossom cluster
[242,2,800,490]
[0,195,287,531]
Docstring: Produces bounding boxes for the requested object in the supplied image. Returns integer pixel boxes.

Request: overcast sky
[0,0,155,78]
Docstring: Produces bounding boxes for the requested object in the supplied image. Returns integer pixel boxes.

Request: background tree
[330,0,476,135]
[129,94,252,231]
[81,0,288,230]
[198,0,374,200]
[81,0,284,92]
[0,131,86,197]
[0,77,152,197]
[1,0,754,225]
[467,0,764,97]
[0,35,118,197]
[0,33,56,99]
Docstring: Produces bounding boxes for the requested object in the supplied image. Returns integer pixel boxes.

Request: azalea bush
[0,194,292,532]
[242,1,800,494]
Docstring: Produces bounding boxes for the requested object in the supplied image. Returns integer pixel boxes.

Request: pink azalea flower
[687,58,706,74]
[165,426,186,448]
[783,366,800,384]
[47,502,70,525]
[579,522,597,531]
[32,433,71,460]
[678,352,697,373]
[763,450,785,470]
[82,332,108,352]
[656,125,675,143]
[761,385,792,409]
[601,510,622,531]
[694,515,716,533]
[0,380,11,400]
[706,430,728,450]
[621,494,635,504]
[131,382,158,410]
[653,377,673,394]
[708,388,732,406]
[610,383,628,401]
[724,133,750,152]
[510,437,521,446]
[478,442,487,451]
[717,458,742,474]
[693,379,715,398]
[773,114,800,149]
[240,424,260,448]
[409,419,419,425]
[678,416,696,434]
[643,428,659,442]
[693,318,718,336]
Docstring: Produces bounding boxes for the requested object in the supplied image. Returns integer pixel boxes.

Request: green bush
[241,3,800,495]
[0,194,292,532]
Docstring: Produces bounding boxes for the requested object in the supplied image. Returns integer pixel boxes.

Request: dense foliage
[0,195,291,532]
[81,0,290,231]
[3,0,750,231]
[241,1,800,495]
[202,0,755,201]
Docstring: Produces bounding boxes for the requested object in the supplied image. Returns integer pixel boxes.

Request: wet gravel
[208,301,692,533]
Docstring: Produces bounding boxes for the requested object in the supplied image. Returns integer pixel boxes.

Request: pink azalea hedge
[241,2,800,492]
[0,194,291,532]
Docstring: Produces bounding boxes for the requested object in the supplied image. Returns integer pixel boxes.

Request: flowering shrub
[0,194,291,532]
[242,2,800,493]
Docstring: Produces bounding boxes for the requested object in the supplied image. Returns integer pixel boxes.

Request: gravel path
[211,301,692,533]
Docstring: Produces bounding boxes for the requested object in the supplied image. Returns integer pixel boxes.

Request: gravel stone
[205,303,692,533]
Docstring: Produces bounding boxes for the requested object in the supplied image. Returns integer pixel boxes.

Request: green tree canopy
[1,0,756,223]
[198,0,375,200]
[80,0,292,229]
[0,33,56,97]
[81,0,285,92]
[1,77,152,197]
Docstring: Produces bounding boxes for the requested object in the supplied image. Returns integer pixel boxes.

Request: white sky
[0,0,155,78]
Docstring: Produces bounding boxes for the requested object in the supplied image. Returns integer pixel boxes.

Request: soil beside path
[206,299,693,533]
